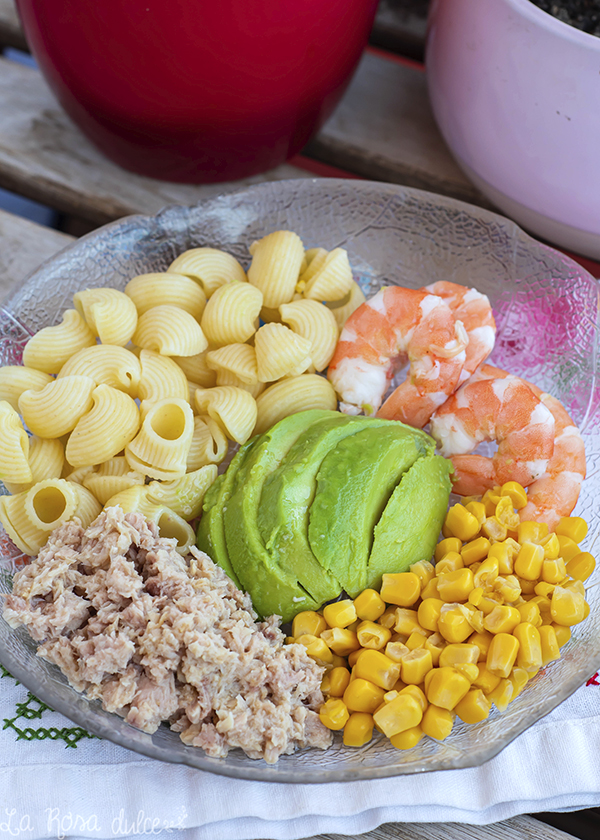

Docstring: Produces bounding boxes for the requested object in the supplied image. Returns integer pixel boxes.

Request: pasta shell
[303,248,354,302]
[103,490,195,555]
[0,401,31,484]
[172,352,217,388]
[279,299,338,371]
[3,437,64,495]
[206,343,258,384]
[146,464,218,519]
[0,366,53,411]
[66,384,140,468]
[138,349,189,404]
[83,471,145,506]
[254,374,337,435]
[73,288,138,346]
[125,398,194,480]
[132,305,208,357]
[247,230,304,308]
[169,247,248,297]
[186,415,228,470]
[22,309,96,374]
[215,369,265,399]
[254,323,312,382]
[125,272,207,319]
[194,386,257,444]
[58,344,142,396]
[325,281,367,330]
[19,376,96,438]
[200,282,262,347]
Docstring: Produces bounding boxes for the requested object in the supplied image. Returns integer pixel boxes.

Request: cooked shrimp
[429,365,556,495]
[327,287,468,427]
[423,281,496,385]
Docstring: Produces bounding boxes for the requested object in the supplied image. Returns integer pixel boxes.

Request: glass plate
[1,179,599,783]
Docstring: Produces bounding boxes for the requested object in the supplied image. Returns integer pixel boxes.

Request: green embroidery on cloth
[1,667,98,748]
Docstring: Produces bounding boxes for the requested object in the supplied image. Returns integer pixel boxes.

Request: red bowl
[17,0,378,183]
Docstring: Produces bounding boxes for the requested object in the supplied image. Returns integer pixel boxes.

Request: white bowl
[426,0,600,259]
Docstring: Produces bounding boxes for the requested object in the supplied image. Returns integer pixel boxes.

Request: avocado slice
[224,409,338,620]
[257,414,403,605]
[308,425,433,598]
[367,453,452,590]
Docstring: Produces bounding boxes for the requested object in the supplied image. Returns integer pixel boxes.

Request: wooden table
[0,2,596,839]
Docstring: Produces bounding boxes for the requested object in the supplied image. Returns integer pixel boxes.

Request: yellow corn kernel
[399,684,428,712]
[346,619,360,633]
[518,520,549,544]
[468,629,494,661]
[468,587,484,607]
[457,604,484,634]
[486,632,520,678]
[542,558,567,584]
[383,690,399,704]
[445,504,481,542]
[465,500,486,528]
[295,634,334,664]
[508,666,529,698]
[556,535,581,562]
[331,654,347,668]
[455,688,492,724]
[353,649,402,691]
[437,568,475,603]
[401,648,433,685]
[322,599,357,628]
[534,581,556,599]
[373,692,423,738]
[321,627,361,657]
[321,666,351,697]
[514,542,544,581]
[517,601,542,627]
[438,643,480,668]
[390,725,424,750]
[494,497,520,531]
[550,586,586,626]
[435,537,462,562]
[347,648,365,668]
[380,572,421,607]
[438,604,473,643]
[436,551,464,575]
[539,625,561,665]
[472,665,501,694]
[541,532,560,560]
[421,704,455,740]
[292,610,327,639]
[378,606,398,630]
[393,607,422,636]
[473,556,499,589]
[425,634,445,667]
[551,623,571,647]
[285,636,295,645]
[420,578,440,600]
[517,576,537,595]
[567,552,596,582]
[486,678,514,711]
[343,678,386,714]
[319,697,349,730]
[483,605,521,635]
[425,666,471,710]
[529,594,552,621]
[353,588,386,622]
[461,536,491,566]
[384,641,409,663]
[556,516,588,544]
[565,578,586,596]
[356,620,391,651]
[500,481,528,510]
[406,630,429,650]
[482,488,503,516]
[410,559,435,589]
[417,597,443,632]
[479,593,503,615]
[482,516,508,542]
[391,632,409,644]
[494,574,521,603]
[487,542,513,575]
[343,712,374,747]
[454,662,479,682]
[513,622,542,673]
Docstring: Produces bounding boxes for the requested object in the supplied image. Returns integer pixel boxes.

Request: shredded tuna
[2,506,332,763]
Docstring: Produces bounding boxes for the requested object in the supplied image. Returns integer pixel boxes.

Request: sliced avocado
[258,414,405,605]
[366,453,452,590]
[309,425,433,598]
[224,409,338,620]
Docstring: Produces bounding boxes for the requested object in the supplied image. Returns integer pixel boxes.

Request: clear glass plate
[1,179,599,783]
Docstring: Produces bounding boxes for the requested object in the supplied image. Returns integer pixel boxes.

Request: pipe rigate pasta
[58,345,141,396]
[325,281,366,330]
[194,386,257,444]
[132,305,208,357]
[146,465,218,519]
[138,349,189,405]
[3,437,64,496]
[168,247,247,298]
[172,352,217,388]
[19,376,96,438]
[22,309,96,374]
[0,366,53,411]
[254,323,312,382]
[302,248,354,302]
[65,384,140,468]
[247,230,304,308]
[125,272,207,319]
[279,299,338,372]
[206,343,258,384]
[186,415,228,470]
[254,374,337,435]
[0,401,31,484]
[200,282,263,347]
[73,288,138,346]
[125,398,194,480]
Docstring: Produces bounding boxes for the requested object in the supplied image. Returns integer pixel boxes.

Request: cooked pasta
[0,366,53,411]
[206,343,258,384]
[19,375,96,438]
[132,305,208,357]
[83,466,145,506]
[73,288,138,346]
[146,464,218,519]
[247,230,304,308]
[66,384,140,468]
[172,352,217,388]
[303,248,354,302]
[0,401,31,485]
[138,349,189,405]
[325,281,367,329]
[58,344,142,396]
[103,490,195,555]
[279,299,338,371]
[194,386,257,444]
[22,309,96,374]
[64,465,94,485]
[298,247,328,288]
[125,398,194,479]
[3,437,64,496]
[200,282,262,346]
[168,247,248,297]
[124,272,207,319]
[186,415,228,470]
[254,374,337,435]
[254,323,312,382]
[215,369,265,399]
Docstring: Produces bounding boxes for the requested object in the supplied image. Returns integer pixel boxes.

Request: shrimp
[422,281,496,386]
[429,365,556,496]
[327,286,468,427]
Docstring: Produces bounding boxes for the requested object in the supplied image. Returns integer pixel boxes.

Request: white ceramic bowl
[426,0,600,259]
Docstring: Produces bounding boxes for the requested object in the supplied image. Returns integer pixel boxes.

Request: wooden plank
[0,207,73,302]
[0,0,26,52]
[371,0,430,61]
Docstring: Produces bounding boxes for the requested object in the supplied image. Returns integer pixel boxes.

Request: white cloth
[1,670,600,840]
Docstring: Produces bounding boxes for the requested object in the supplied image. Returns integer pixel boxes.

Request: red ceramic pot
[17,0,378,183]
